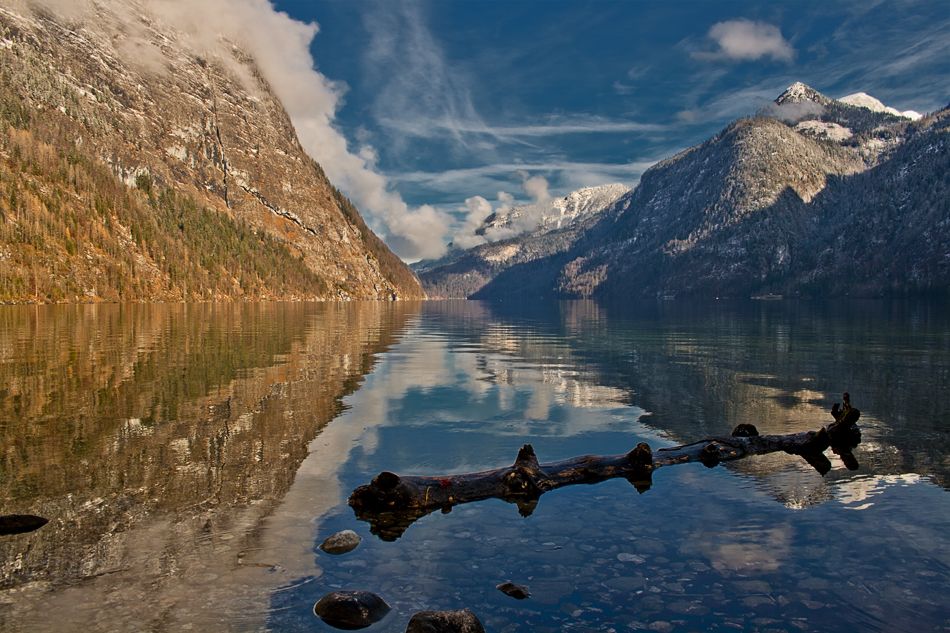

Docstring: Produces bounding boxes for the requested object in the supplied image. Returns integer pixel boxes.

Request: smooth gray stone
[320,529,362,555]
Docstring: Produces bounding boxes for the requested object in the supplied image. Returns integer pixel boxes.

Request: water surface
[1,300,948,632]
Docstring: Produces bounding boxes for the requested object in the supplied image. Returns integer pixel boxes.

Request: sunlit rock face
[0,1,423,301]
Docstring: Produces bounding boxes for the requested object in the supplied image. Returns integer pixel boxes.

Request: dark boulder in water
[496,581,530,600]
[406,608,485,632]
[313,590,390,630]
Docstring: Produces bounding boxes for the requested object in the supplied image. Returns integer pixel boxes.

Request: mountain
[775,81,832,107]
[415,183,628,298]
[427,82,948,300]
[477,183,630,239]
[0,2,423,302]
[794,106,949,294]
[838,92,922,120]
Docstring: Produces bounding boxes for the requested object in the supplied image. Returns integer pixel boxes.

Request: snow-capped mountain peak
[775,82,830,106]
[838,92,922,120]
[478,183,630,239]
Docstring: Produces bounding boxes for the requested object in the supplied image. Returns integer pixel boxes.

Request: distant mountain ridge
[414,183,628,298]
[0,2,423,302]
[417,83,948,299]
[477,183,630,239]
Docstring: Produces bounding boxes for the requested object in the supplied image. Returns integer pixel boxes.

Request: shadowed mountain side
[0,301,419,627]
[469,250,576,300]
[471,108,949,300]
[793,108,950,294]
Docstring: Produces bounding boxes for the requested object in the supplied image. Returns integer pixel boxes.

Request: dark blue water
[269,300,950,633]
[0,300,947,632]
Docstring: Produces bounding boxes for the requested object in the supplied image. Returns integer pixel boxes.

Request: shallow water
[0,300,948,632]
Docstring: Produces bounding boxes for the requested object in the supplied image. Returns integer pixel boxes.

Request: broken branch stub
[349,398,861,541]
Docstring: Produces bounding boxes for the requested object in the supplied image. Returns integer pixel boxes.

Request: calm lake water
[0,300,948,632]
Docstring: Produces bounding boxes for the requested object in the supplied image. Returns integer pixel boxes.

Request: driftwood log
[350,397,862,540]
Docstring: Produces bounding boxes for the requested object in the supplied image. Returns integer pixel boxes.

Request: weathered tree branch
[350,402,861,541]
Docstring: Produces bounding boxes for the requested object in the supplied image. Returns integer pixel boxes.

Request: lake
[0,300,948,632]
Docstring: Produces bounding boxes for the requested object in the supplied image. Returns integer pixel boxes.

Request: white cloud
[448,171,606,247]
[358,145,380,168]
[363,0,489,153]
[363,2,663,159]
[377,115,664,140]
[29,0,450,261]
[695,19,795,63]
[447,174,553,249]
[520,173,551,204]
[392,159,657,202]
[612,81,635,96]
[451,196,493,250]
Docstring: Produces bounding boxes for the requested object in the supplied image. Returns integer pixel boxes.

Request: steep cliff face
[0,2,424,301]
[458,83,948,300]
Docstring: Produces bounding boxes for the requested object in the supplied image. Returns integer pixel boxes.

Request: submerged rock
[320,529,362,555]
[496,581,530,600]
[406,609,485,633]
[313,591,390,630]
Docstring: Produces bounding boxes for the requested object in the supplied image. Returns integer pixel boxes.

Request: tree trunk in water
[349,402,861,541]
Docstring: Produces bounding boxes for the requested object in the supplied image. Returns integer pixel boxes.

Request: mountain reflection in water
[0,302,419,631]
[1,299,948,633]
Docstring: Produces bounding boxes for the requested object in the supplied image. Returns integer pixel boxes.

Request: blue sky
[268,0,948,259]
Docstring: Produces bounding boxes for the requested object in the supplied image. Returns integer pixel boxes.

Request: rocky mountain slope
[415,183,629,298]
[423,83,948,299]
[478,183,630,238]
[0,1,423,302]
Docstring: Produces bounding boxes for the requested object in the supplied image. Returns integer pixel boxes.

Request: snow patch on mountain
[775,82,831,106]
[794,120,853,142]
[838,92,922,120]
[478,183,630,242]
